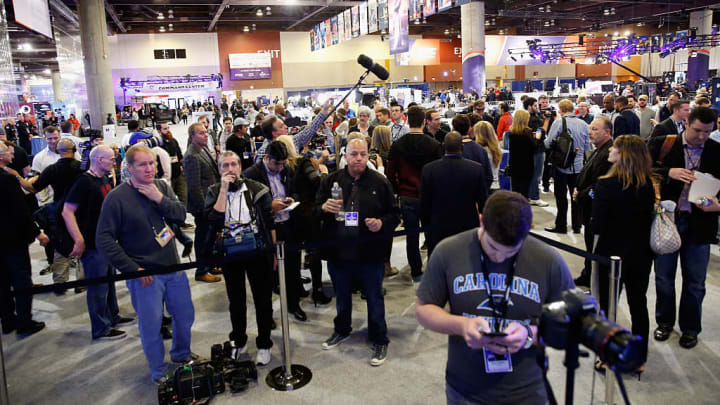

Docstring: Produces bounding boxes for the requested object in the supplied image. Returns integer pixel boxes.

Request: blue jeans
[399,196,423,276]
[654,214,711,335]
[126,271,195,381]
[529,152,545,200]
[80,249,120,339]
[328,261,388,345]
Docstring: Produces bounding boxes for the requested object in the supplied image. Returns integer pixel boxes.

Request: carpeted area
[3,122,718,405]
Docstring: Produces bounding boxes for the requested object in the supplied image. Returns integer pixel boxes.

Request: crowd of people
[1,88,719,403]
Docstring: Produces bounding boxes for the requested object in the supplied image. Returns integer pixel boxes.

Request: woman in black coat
[591,135,656,375]
[507,110,543,198]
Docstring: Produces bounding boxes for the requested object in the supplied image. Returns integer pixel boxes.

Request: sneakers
[256,348,271,366]
[231,341,248,361]
[384,263,399,277]
[370,344,388,366]
[152,376,168,386]
[39,266,52,276]
[115,316,136,327]
[322,332,350,350]
[530,199,549,207]
[96,328,127,341]
[172,352,200,364]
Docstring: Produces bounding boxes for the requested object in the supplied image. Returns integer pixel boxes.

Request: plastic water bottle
[331,182,344,221]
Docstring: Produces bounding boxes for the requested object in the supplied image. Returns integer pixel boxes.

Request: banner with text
[229,53,272,80]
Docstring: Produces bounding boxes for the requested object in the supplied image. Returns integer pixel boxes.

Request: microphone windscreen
[357,54,374,70]
[370,63,390,81]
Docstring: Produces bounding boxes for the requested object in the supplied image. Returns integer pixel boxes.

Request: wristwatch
[522,323,534,349]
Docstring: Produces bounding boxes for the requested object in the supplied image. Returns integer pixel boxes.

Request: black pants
[193,213,210,277]
[580,218,594,279]
[275,222,302,311]
[552,171,579,230]
[223,254,273,349]
[0,247,34,328]
[542,152,553,190]
[511,176,532,199]
[597,253,652,364]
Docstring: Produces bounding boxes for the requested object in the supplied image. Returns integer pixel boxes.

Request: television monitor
[13,0,53,39]
[601,84,614,93]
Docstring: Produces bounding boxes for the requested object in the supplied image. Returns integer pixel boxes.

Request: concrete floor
[3,122,719,405]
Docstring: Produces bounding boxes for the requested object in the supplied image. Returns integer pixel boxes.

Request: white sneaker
[530,199,549,207]
[256,348,271,366]
[231,342,247,361]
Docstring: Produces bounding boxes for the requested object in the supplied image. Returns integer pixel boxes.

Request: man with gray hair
[96,144,195,384]
[183,122,222,283]
[575,102,594,125]
[62,145,135,340]
[317,137,400,366]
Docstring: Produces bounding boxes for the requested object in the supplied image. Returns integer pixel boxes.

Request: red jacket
[496,112,512,141]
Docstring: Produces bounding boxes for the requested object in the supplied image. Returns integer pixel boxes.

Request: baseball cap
[234,118,250,126]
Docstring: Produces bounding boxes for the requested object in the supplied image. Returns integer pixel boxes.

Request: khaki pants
[52,252,84,285]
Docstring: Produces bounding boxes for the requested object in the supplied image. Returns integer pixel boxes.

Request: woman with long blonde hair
[276,135,298,170]
[506,109,542,198]
[474,121,501,191]
[592,135,656,375]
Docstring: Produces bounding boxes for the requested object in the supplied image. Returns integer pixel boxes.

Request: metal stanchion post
[0,333,9,405]
[266,241,312,391]
[603,256,622,405]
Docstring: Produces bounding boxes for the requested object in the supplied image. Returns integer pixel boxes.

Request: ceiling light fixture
[168,23,174,31]
[265,6,272,16]
[610,7,616,15]
[243,25,250,32]
[414,19,420,25]
[43,69,51,74]
[252,24,257,31]
[159,26,166,32]
[256,9,263,17]
[168,9,174,19]
[157,12,164,20]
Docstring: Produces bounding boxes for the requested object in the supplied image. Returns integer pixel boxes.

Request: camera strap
[478,246,518,333]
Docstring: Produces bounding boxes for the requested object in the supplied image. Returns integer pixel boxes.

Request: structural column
[461,0,485,95]
[687,9,713,90]
[77,0,115,127]
[51,71,63,102]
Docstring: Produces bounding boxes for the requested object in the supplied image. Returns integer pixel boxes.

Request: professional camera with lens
[309,133,327,151]
[157,360,225,405]
[540,288,644,373]
[541,106,556,117]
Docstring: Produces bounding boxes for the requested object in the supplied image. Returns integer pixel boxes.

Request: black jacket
[183,143,220,214]
[650,117,680,138]
[424,127,448,144]
[420,155,487,250]
[315,167,400,263]
[576,139,613,223]
[0,171,40,247]
[591,176,655,260]
[243,161,297,202]
[507,129,543,182]
[613,108,640,138]
[648,135,720,244]
[160,138,184,179]
[203,178,275,255]
[386,132,442,198]
[225,134,254,170]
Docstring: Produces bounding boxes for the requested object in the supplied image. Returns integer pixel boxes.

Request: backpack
[548,117,577,169]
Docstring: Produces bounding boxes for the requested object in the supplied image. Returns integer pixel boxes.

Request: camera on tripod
[540,288,644,373]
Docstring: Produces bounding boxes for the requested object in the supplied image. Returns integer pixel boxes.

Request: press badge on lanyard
[154,224,175,247]
[483,349,513,373]
[345,212,359,226]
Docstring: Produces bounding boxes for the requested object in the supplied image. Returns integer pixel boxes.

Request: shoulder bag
[649,178,681,255]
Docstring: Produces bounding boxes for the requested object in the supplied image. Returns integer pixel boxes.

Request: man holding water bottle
[316,137,400,366]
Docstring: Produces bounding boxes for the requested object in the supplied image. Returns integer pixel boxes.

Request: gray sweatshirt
[96,180,186,273]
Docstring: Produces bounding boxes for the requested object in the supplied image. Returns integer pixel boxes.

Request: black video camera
[539,288,644,373]
[540,106,556,117]
[157,360,225,405]
[211,342,258,393]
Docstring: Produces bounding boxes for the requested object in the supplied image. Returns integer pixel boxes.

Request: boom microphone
[357,54,390,81]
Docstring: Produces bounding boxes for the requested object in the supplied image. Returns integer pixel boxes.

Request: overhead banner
[389,0,409,54]
[423,0,437,17]
[344,9,352,41]
[368,0,378,33]
[409,0,422,20]
[337,12,344,43]
[325,19,332,46]
[351,6,360,38]
[142,81,219,91]
[488,35,580,66]
[228,53,272,80]
[438,0,452,12]
[360,2,369,36]
[394,39,440,65]
[378,0,389,31]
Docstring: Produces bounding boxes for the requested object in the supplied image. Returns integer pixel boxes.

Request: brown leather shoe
[210,268,223,275]
[195,274,221,283]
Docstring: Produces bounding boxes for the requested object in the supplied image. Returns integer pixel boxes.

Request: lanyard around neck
[478,242,518,333]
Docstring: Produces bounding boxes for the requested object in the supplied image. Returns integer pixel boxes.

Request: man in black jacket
[183,123,222,283]
[243,141,306,322]
[651,99,690,138]
[423,109,447,143]
[317,137,400,366]
[649,107,720,349]
[420,133,488,256]
[572,117,614,287]
[0,142,49,335]
[158,122,187,206]
[612,96,640,138]
[225,118,254,170]
[472,100,495,126]
[204,151,277,366]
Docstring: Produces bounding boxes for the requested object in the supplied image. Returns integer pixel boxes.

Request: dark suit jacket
[576,139,613,223]
[613,109,640,138]
[591,176,655,260]
[0,171,40,248]
[650,117,680,138]
[182,143,220,214]
[648,135,720,244]
[420,155,488,251]
[243,161,298,215]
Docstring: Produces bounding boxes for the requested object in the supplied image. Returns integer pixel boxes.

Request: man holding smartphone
[416,191,574,405]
